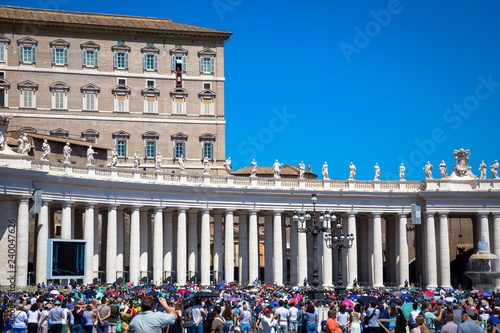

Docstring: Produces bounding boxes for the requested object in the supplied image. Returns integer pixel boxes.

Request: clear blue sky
[3,0,500,180]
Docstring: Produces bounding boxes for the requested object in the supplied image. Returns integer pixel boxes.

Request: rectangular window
[0,45,5,62]
[203,143,213,159]
[202,58,211,73]
[147,42,154,46]
[23,91,33,108]
[55,49,64,64]
[0,89,5,107]
[145,96,155,113]
[86,93,95,110]
[117,95,126,111]
[117,41,124,44]
[147,80,155,87]
[0,72,4,79]
[203,83,211,90]
[203,99,212,115]
[146,141,155,158]
[116,53,125,68]
[117,140,126,157]
[55,92,64,109]
[118,79,126,85]
[23,47,32,63]
[146,54,155,70]
[175,98,183,114]
[86,51,95,66]
[174,142,185,159]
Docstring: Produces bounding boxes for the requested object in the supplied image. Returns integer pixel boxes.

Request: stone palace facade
[0,6,499,290]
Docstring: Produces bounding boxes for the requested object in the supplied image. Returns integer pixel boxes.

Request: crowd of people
[0,283,498,333]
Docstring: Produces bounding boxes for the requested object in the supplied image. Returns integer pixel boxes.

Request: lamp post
[324,217,354,296]
[293,193,334,303]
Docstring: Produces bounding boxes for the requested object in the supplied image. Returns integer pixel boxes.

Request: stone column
[479,213,490,252]
[129,207,141,284]
[153,207,164,285]
[289,213,298,286]
[439,212,451,289]
[61,202,72,239]
[177,209,187,284]
[347,212,358,288]
[238,212,248,284]
[116,208,124,280]
[224,210,235,283]
[248,210,259,285]
[398,213,409,287]
[367,216,374,285]
[372,213,384,288]
[323,229,333,287]
[493,214,500,291]
[16,197,30,287]
[163,209,173,283]
[297,217,308,287]
[36,200,50,284]
[0,200,19,286]
[213,213,223,283]
[93,209,100,281]
[140,210,149,281]
[200,209,211,286]
[273,211,283,285]
[83,203,95,285]
[425,212,438,289]
[264,215,274,284]
[106,205,117,283]
[188,211,198,281]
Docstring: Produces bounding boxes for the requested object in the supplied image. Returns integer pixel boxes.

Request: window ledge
[19,107,36,110]
[200,114,216,117]
[83,109,99,112]
[52,64,67,68]
[114,111,130,114]
[171,113,187,116]
[114,68,129,71]
[142,112,159,114]
[51,108,68,111]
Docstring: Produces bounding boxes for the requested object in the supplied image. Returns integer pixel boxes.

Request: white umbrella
[49,290,60,295]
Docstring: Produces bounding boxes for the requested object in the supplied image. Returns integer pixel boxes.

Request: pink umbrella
[342,299,354,309]
[295,295,303,300]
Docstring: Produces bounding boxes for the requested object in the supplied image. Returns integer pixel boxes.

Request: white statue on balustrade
[479,160,487,179]
[203,157,210,174]
[450,148,476,179]
[110,148,118,168]
[322,162,329,180]
[439,160,448,179]
[41,139,51,161]
[374,163,380,180]
[299,161,305,179]
[155,153,163,171]
[273,159,283,178]
[399,163,405,180]
[349,162,356,180]
[424,161,433,179]
[17,134,31,155]
[134,150,140,169]
[63,143,71,164]
[87,145,97,165]
[178,155,186,173]
[0,114,14,153]
[251,159,258,177]
[491,160,499,179]
[224,157,232,175]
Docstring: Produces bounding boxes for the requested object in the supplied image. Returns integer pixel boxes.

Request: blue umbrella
[348,295,359,300]
[133,286,142,290]
[219,284,226,288]
[168,286,176,291]
[402,293,412,299]
[270,301,278,308]
[482,292,491,297]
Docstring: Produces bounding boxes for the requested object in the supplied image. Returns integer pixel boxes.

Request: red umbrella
[179,289,187,294]
[423,291,433,297]
[288,299,298,305]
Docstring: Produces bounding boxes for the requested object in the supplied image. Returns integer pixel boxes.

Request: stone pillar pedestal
[250,176,258,187]
[134,170,141,180]
[399,180,406,190]
[180,172,187,184]
[156,172,163,182]
[374,180,380,190]
[348,179,355,190]
[275,177,281,187]
[203,174,210,185]
[227,175,234,186]
[323,179,330,189]
[299,179,305,188]
[111,169,118,179]
[89,167,96,177]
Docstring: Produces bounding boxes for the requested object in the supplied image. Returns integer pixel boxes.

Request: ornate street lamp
[293,193,334,303]
[324,217,354,296]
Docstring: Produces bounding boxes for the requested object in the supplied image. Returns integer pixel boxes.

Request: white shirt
[275,307,289,324]
[289,307,299,321]
[27,310,40,324]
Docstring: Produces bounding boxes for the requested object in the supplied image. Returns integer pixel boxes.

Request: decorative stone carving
[250,159,257,177]
[0,114,14,153]
[110,148,118,168]
[322,162,329,180]
[479,160,487,179]
[203,157,210,174]
[41,139,51,161]
[224,157,232,175]
[374,163,380,180]
[349,162,356,180]
[87,145,97,165]
[155,153,162,171]
[423,161,433,179]
[450,148,476,179]
[299,161,305,179]
[133,150,140,169]
[63,143,71,163]
[178,155,185,173]
[273,159,282,178]
[17,134,31,155]
[491,160,499,179]
[439,160,448,179]
[399,163,405,180]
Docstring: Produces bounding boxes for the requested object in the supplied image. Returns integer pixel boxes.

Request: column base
[373,284,385,289]
[426,284,438,289]
[441,285,453,290]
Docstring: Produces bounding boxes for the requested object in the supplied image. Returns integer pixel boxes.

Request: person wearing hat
[49,301,66,333]
[260,308,280,333]
[457,309,482,333]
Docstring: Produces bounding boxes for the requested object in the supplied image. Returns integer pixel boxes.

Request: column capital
[62,201,73,208]
[347,211,357,218]
[85,202,98,209]
[372,212,383,218]
[202,209,211,214]
[273,210,283,215]
[154,207,164,213]
[477,212,490,218]
[225,209,235,214]
[439,212,450,217]
[425,212,436,218]
[107,204,118,210]
[249,210,259,215]
[398,212,408,218]
[177,207,188,213]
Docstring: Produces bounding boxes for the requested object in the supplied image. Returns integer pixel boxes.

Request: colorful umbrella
[228,297,240,301]
[401,303,420,320]
[288,298,298,305]
[295,295,303,300]
[347,295,359,300]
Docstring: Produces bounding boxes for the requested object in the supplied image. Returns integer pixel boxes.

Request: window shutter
[32,46,36,63]
[125,52,129,69]
[51,48,56,64]
[63,48,68,65]
[182,56,187,72]
[171,55,176,71]
[200,57,203,72]
[94,50,99,67]
[203,99,212,105]
[82,50,86,66]
[210,57,215,73]
[117,95,126,101]
[175,98,183,104]
[143,54,147,70]
[19,45,24,62]
[113,51,118,68]
[146,96,155,102]
[154,54,158,70]
[0,45,4,61]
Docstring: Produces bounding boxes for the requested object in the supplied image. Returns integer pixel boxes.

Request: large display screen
[47,239,86,279]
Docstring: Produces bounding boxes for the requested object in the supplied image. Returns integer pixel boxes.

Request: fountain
[465,235,500,291]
